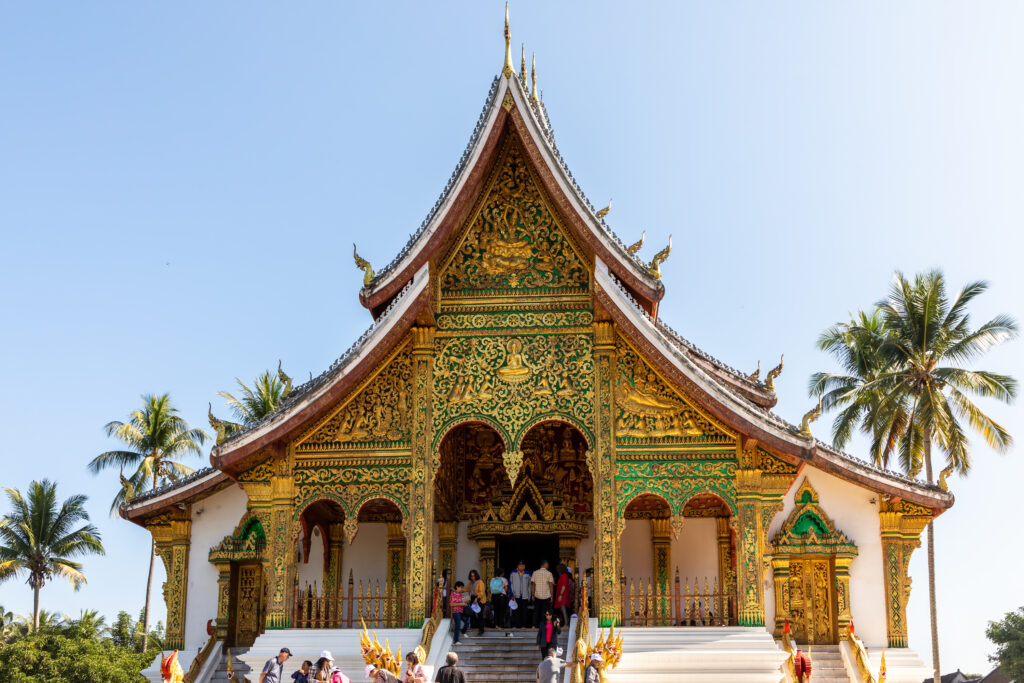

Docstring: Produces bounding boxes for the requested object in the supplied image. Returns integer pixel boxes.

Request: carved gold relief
[297,345,412,451]
[438,138,589,298]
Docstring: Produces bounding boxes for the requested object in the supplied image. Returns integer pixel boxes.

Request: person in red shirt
[553,565,572,627]
[793,648,812,682]
[449,581,467,645]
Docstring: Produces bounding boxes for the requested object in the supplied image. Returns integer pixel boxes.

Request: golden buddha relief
[438,139,588,298]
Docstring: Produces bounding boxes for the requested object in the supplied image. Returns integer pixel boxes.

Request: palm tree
[0,480,105,631]
[209,363,292,443]
[88,394,207,652]
[68,609,108,639]
[812,271,1017,683]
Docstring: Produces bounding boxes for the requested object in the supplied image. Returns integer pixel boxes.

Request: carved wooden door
[233,563,264,647]
[788,557,836,644]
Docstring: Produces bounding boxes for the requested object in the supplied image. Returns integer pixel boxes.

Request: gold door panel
[788,557,836,645]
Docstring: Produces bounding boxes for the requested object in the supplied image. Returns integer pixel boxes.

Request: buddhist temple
[125,10,951,682]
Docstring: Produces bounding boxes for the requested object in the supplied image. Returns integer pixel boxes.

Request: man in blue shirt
[259,647,292,683]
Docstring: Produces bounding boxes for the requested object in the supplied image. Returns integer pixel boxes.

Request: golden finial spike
[503,3,514,77]
[530,52,539,102]
[520,44,527,88]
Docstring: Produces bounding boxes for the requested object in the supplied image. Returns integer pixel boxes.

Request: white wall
[454,520,480,583]
[620,519,654,582]
[763,467,888,647]
[183,484,249,650]
[672,518,719,587]
[340,522,388,592]
[575,521,595,574]
[297,526,327,595]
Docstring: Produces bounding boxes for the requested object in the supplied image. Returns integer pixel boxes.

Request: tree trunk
[924,429,940,683]
[140,469,158,652]
[33,583,40,631]
[141,536,155,652]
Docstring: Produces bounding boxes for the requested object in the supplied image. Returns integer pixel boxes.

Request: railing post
[345,570,354,628]
[673,568,681,627]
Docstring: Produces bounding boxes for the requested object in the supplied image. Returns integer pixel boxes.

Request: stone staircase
[805,645,849,683]
[209,649,252,682]
[452,629,569,683]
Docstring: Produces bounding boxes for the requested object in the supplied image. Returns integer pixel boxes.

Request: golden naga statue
[596,198,612,219]
[277,360,293,395]
[626,230,645,255]
[938,463,956,491]
[748,361,761,382]
[764,355,784,391]
[647,235,672,278]
[353,244,375,286]
[359,621,424,679]
[160,650,184,683]
[800,398,822,438]
[208,403,229,445]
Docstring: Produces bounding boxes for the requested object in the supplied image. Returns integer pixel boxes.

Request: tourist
[292,660,313,683]
[536,646,561,683]
[441,569,452,617]
[794,648,812,682]
[583,653,602,683]
[366,664,400,683]
[433,652,466,683]
[509,559,531,628]
[329,666,351,683]
[312,651,335,682]
[402,651,427,683]
[535,609,560,660]
[467,569,486,635]
[553,564,572,628]
[489,567,509,629]
[449,580,467,645]
[259,647,292,683]
[531,560,554,627]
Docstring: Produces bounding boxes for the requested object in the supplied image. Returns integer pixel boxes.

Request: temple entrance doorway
[497,534,559,575]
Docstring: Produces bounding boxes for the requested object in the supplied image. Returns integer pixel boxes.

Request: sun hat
[320,650,334,661]
[365,664,376,678]
[590,653,603,662]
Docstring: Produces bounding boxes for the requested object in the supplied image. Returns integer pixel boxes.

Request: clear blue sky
[1,1,1020,675]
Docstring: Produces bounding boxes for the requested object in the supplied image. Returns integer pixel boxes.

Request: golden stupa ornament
[520,44,527,88]
[503,3,514,77]
[530,52,539,102]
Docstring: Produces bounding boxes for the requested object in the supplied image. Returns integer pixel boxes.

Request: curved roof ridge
[655,317,766,393]
[120,466,220,511]
[217,278,417,448]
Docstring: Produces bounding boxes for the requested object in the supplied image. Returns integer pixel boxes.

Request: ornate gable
[295,342,413,453]
[614,335,735,447]
[437,136,589,302]
[770,479,858,557]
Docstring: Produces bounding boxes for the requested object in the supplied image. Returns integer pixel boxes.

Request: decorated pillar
[146,508,191,650]
[324,522,345,625]
[559,535,580,575]
[769,555,790,635]
[879,498,932,647]
[438,521,458,590]
[386,521,407,600]
[649,517,672,593]
[834,553,855,634]
[478,537,497,592]
[408,326,436,627]
[213,561,231,641]
[592,321,621,626]
[716,515,737,625]
[266,455,297,629]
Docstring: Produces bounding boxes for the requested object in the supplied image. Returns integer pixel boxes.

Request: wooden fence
[620,571,731,627]
[293,577,404,629]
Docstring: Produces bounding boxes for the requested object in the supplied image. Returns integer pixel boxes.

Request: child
[292,660,312,683]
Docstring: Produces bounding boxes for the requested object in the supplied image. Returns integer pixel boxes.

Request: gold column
[266,456,296,629]
[592,321,621,626]
[438,521,458,588]
[478,537,497,592]
[834,554,855,634]
[324,522,345,624]
[769,555,790,636]
[559,535,580,575]
[214,561,231,641]
[386,521,407,599]
[147,508,191,650]
[879,499,931,647]
[733,465,787,628]
[649,518,672,593]
[408,326,436,627]
[716,516,736,625]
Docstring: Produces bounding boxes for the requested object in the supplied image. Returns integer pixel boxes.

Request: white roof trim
[122,469,222,513]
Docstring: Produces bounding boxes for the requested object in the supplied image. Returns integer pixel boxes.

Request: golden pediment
[296,343,413,452]
[437,137,589,300]
[614,335,734,445]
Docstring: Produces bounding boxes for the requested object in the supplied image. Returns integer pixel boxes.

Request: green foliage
[89,393,207,513]
[212,364,293,438]
[0,627,151,683]
[987,607,1024,680]
[811,270,1018,478]
[0,480,105,630]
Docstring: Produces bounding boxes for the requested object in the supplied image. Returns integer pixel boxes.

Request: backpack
[489,577,505,594]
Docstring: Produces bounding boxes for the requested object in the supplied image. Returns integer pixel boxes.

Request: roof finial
[503,3,514,77]
[520,44,527,89]
[530,52,539,102]
[647,234,672,278]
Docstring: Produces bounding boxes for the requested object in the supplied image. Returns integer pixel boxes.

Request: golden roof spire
[530,52,539,102]
[520,44,527,88]
[503,3,514,77]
